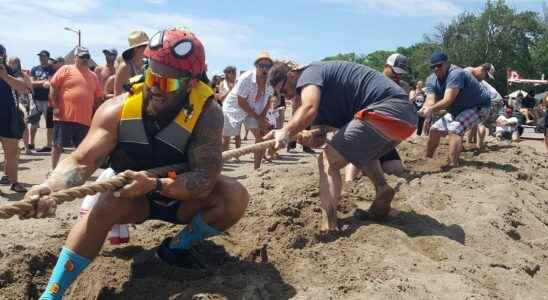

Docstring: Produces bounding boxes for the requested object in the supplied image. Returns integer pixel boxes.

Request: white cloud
[0,0,101,16]
[322,0,462,17]
[0,1,264,74]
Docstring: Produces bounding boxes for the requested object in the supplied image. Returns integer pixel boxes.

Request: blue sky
[0,0,544,75]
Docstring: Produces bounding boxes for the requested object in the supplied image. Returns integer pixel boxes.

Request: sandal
[10,183,28,193]
[0,176,9,185]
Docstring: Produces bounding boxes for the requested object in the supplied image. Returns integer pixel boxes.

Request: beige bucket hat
[122,31,150,60]
[254,51,273,65]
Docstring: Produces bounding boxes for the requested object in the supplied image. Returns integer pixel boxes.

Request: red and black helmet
[144,28,205,78]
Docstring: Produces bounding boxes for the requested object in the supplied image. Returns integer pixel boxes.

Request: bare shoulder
[91,93,127,129]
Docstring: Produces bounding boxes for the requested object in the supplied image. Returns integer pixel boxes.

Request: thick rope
[0,128,329,220]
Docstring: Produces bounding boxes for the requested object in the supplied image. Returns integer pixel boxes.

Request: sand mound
[1,137,547,299]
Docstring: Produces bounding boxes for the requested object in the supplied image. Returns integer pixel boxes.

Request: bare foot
[368,185,395,221]
[320,207,339,232]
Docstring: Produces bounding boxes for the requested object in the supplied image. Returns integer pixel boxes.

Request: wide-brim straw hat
[122,31,150,60]
[254,51,273,65]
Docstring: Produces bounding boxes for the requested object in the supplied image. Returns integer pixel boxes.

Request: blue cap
[430,52,448,66]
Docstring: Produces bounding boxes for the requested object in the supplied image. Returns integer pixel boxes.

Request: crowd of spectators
[2,35,548,196]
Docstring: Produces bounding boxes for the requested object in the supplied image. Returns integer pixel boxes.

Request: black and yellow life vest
[110,81,213,172]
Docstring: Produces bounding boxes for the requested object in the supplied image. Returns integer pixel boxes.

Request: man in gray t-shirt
[420,52,491,167]
[266,61,417,232]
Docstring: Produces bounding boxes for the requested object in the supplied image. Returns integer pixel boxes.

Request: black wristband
[154,178,162,192]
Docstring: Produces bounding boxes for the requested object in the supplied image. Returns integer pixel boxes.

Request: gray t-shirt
[296,61,416,128]
[425,65,491,116]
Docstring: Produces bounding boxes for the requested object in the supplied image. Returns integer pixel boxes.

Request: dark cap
[481,63,495,79]
[386,53,409,74]
[223,65,236,74]
[102,48,118,56]
[430,52,448,66]
[37,50,50,57]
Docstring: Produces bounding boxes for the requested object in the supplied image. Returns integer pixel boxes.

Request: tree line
[323,0,548,95]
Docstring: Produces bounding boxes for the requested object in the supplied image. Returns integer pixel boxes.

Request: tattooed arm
[34,96,123,192]
[158,98,223,201]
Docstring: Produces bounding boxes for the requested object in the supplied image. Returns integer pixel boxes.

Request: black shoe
[156,237,206,269]
[0,176,9,185]
[36,146,52,153]
[303,146,316,154]
[10,183,27,193]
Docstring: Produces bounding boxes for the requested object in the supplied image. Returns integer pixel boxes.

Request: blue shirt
[425,65,491,116]
[30,64,54,101]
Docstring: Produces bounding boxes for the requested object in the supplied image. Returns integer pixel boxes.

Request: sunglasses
[78,55,91,60]
[257,63,272,69]
[430,63,444,70]
[144,68,190,93]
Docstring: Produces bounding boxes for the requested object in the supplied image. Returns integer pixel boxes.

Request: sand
[0,130,547,300]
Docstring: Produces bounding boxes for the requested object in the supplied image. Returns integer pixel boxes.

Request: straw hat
[254,51,273,65]
[122,31,150,60]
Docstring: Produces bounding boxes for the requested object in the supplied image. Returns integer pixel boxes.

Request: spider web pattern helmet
[144,28,205,78]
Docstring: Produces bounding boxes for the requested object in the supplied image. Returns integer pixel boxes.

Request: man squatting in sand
[420,52,491,167]
[23,28,249,300]
[266,60,418,232]
[345,53,412,182]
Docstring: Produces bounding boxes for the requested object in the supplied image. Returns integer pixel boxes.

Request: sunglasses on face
[144,68,190,93]
[78,55,91,60]
[257,63,272,69]
[431,63,444,70]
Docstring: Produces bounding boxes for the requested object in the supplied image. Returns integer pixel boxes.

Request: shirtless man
[267,60,417,231]
[28,28,249,300]
[94,48,117,93]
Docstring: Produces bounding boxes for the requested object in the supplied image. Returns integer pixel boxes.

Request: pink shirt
[51,65,102,126]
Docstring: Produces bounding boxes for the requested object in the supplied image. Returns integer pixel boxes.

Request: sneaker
[10,183,27,193]
[0,176,9,185]
[36,146,52,153]
[156,237,206,269]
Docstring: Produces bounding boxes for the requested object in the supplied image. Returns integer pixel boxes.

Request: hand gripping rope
[0,128,332,220]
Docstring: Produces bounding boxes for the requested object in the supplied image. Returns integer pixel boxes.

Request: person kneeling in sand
[25,29,249,300]
[266,60,417,232]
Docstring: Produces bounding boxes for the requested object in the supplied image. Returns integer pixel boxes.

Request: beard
[144,89,185,124]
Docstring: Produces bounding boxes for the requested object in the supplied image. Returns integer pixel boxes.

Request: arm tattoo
[182,99,223,196]
[63,168,86,188]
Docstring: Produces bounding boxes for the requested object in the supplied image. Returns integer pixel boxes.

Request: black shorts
[146,192,184,224]
[46,108,54,128]
[53,121,89,148]
[379,148,401,162]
